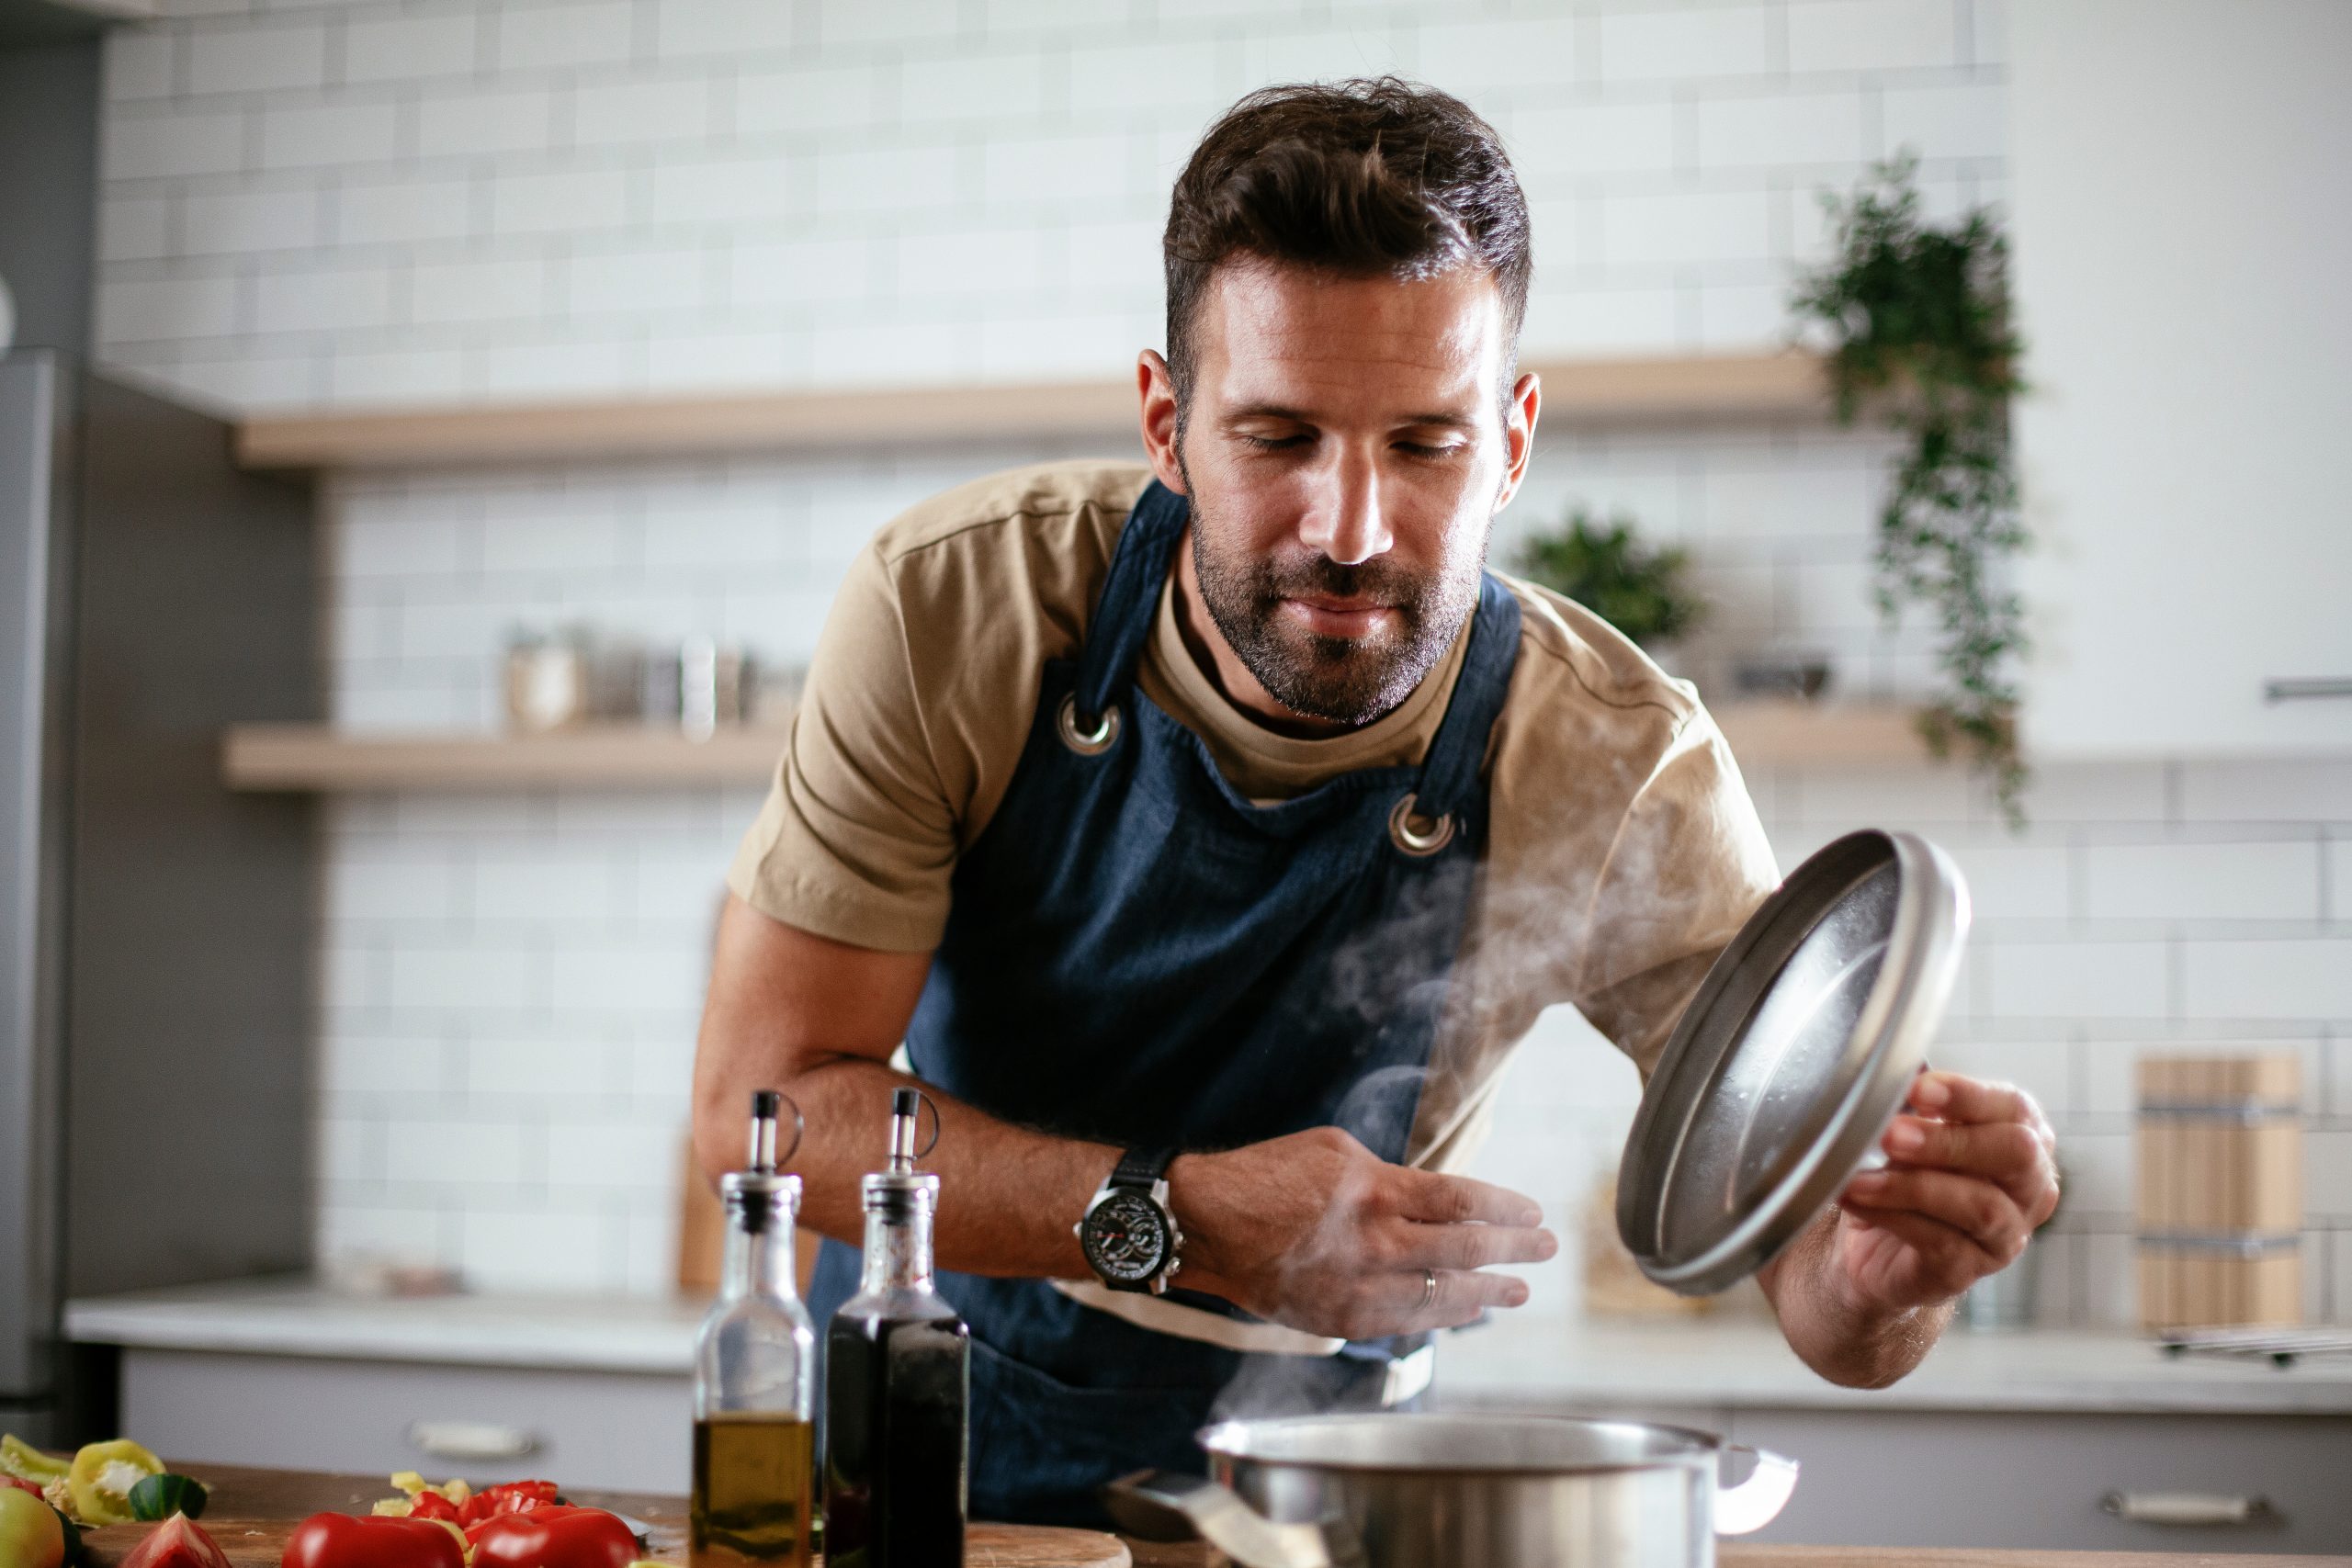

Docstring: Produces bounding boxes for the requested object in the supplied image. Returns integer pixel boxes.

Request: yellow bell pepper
[0,1439,64,1485]
[65,1439,163,1527]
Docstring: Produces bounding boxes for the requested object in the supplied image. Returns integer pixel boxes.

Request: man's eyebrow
[1221,402,1481,430]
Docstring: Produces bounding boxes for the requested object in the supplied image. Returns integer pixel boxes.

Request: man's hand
[1759,1068,2060,1387]
[1167,1126,1557,1341]
[1836,1070,2062,1312]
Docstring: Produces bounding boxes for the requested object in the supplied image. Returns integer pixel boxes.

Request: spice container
[2136,1054,2302,1330]
[693,1092,818,1568]
[824,1089,968,1567]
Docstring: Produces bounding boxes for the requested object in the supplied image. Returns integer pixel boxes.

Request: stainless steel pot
[1103,1413,1796,1568]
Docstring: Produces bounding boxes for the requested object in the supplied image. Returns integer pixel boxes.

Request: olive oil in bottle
[823,1089,969,1568]
[693,1091,817,1568]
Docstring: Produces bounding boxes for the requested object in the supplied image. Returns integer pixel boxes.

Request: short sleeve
[1569,707,1780,1080]
[727,544,960,953]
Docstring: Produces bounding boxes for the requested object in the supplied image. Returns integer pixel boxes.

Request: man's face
[1173,261,1524,728]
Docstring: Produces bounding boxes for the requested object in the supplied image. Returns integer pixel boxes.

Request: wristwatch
[1075,1147,1183,1294]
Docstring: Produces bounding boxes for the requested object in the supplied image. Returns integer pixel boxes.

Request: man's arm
[1757,1071,2062,1386]
[691,894,1558,1340]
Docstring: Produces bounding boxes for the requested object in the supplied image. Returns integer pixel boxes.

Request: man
[695,78,2060,1527]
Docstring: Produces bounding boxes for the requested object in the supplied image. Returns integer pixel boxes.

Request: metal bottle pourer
[865,1087,940,1213]
[724,1089,803,1232]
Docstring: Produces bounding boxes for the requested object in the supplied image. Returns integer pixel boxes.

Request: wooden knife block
[2135,1055,2302,1330]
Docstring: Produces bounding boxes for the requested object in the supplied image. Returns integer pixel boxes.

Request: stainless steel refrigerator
[1,350,318,1440]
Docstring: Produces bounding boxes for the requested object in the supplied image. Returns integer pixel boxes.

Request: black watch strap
[1111,1146,1176,1190]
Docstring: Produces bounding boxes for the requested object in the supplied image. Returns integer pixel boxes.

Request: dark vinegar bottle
[823,1089,968,1568]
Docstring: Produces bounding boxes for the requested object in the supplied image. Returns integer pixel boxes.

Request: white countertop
[65,1278,705,1374]
[66,1280,2352,1415]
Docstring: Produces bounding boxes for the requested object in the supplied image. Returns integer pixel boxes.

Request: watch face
[1080,1189,1170,1285]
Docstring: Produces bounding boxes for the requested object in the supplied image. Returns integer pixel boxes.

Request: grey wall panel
[64,372,319,1297]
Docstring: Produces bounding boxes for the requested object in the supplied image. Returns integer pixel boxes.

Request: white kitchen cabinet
[118,1348,691,1494]
[2008,0,2352,757]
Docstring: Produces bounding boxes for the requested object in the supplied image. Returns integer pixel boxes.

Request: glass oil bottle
[692,1090,818,1568]
[823,1089,969,1568]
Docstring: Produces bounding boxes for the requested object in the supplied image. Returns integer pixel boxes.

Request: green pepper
[0,1484,65,1568]
[0,1441,65,1486]
[63,1442,162,1528]
[127,1477,206,1524]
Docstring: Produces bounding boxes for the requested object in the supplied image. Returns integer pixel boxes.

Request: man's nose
[1299,448,1393,567]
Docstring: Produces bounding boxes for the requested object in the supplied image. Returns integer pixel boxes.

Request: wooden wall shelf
[222,724,791,791]
[223,700,1926,792]
[233,352,1829,472]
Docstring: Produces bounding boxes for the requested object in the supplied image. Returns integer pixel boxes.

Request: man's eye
[1397,441,1465,459]
[1238,432,1310,451]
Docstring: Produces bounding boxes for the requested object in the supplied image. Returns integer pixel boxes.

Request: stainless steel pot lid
[1617,829,1970,1295]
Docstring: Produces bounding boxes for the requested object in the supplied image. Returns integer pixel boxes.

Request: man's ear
[1137,350,1188,495]
[1495,368,1542,512]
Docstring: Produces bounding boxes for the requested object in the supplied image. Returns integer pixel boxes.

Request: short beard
[1183,465,1487,728]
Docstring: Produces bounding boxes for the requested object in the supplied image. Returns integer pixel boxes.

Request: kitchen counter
[68,1462,2352,1567]
[66,1279,2352,1416]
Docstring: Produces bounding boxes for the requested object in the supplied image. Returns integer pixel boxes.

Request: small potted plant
[1510,508,1706,656]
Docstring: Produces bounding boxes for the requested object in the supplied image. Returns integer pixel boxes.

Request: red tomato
[456,1482,559,1529]
[0,1477,41,1497]
[281,1513,467,1568]
[464,1506,637,1568]
[121,1515,233,1568]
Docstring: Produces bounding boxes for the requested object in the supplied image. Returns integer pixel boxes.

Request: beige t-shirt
[729,459,1780,1179]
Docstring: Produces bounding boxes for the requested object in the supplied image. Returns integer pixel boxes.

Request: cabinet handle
[407,1421,540,1462]
[2264,678,2352,702]
[2101,1491,2270,1526]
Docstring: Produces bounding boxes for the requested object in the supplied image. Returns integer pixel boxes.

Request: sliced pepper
[282,1513,466,1568]
[64,1441,163,1528]
[0,1440,66,1486]
[119,1515,230,1568]
[465,1506,637,1568]
[455,1483,557,1529]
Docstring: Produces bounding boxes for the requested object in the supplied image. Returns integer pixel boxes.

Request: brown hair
[1162,77,1532,424]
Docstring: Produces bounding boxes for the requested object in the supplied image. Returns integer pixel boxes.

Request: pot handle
[1714,1444,1800,1536]
[1102,1469,1360,1568]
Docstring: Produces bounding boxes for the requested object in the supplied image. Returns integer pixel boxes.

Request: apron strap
[1409,573,1522,823]
[1073,478,1190,724]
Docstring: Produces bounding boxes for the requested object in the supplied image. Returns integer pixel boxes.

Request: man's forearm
[1758,1209,1951,1388]
[698,1047,1125,1280]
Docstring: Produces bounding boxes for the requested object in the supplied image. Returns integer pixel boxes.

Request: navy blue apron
[810,479,1521,1528]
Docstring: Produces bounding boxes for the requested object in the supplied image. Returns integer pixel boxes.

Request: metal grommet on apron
[1387,793,1454,856]
[1057,693,1121,755]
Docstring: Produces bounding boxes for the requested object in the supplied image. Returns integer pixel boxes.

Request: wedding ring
[1420,1268,1439,1310]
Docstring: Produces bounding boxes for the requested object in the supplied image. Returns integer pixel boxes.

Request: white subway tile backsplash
[1785,0,1960,74]
[416,85,559,160]
[1984,940,2169,1021]
[187,19,327,96]
[182,184,323,254]
[2177,759,2352,825]
[96,274,242,344]
[1878,80,2006,163]
[105,29,176,102]
[1600,188,1774,267]
[494,0,635,73]
[334,176,476,246]
[979,130,1128,209]
[488,165,630,237]
[1510,100,1679,179]
[1412,16,1583,95]
[343,11,481,85]
[815,0,963,51]
[901,46,1050,123]
[2330,837,2352,922]
[408,254,548,327]
[388,943,545,1011]
[254,263,396,333]
[1599,6,1773,83]
[2180,939,2352,1021]
[2082,840,2323,924]
[474,334,639,398]
[571,76,720,148]
[97,196,172,263]
[458,1205,616,1292]
[649,151,802,226]
[655,0,797,61]
[258,97,401,171]
[103,107,249,181]
[645,328,799,389]
[732,62,881,135]
[1696,89,1868,169]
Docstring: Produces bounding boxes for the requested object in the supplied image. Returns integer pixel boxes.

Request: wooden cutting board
[77,1468,1128,1568]
[80,1517,1129,1568]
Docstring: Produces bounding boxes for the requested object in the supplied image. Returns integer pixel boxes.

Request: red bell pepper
[457,1481,559,1529]
[0,1476,41,1497]
[282,1512,467,1568]
[402,1493,458,1525]
[464,1506,637,1568]
[121,1515,233,1568]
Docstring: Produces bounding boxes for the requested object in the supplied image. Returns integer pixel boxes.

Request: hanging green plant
[1511,508,1705,651]
[1791,153,2030,819]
